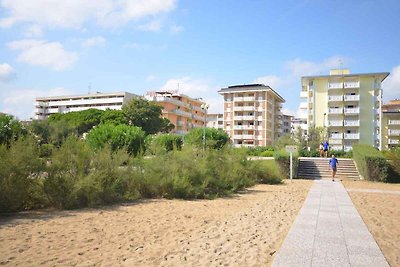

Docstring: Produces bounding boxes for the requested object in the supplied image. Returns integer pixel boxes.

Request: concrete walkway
[272,180,389,267]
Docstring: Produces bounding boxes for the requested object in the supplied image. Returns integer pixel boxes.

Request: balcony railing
[329,108,343,114]
[343,146,353,152]
[389,120,400,125]
[329,120,343,126]
[344,81,360,88]
[344,133,360,139]
[300,91,308,98]
[233,106,254,111]
[344,107,360,114]
[234,96,255,102]
[330,133,343,139]
[388,139,400,145]
[234,116,255,121]
[331,145,343,151]
[344,95,360,101]
[388,129,400,136]
[234,134,254,139]
[328,95,343,101]
[329,139,342,145]
[234,125,255,130]
[344,120,360,126]
[328,82,343,89]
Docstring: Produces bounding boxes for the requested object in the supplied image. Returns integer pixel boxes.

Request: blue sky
[1,0,400,119]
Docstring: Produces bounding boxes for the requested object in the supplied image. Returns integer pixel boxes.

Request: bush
[383,148,400,183]
[299,149,320,157]
[0,138,46,212]
[0,114,27,146]
[352,144,389,182]
[274,150,298,179]
[250,160,282,184]
[246,146,274,156]
[184,128,229,150]
[146,133,183,155]
[86,123,146,156]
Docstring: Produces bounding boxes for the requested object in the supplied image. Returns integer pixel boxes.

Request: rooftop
[218,84,285,102]
[301,69,390,82]
[36,91,136,101]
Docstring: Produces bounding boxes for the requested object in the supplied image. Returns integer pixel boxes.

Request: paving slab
[272,180,389,267]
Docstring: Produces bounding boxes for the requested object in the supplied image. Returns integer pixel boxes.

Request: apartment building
[282,114,294,135]
[35,92,137,120]
[218,84,285,147]
[382,99,400,149]
[144,91,205,135]
[300,69,390,151]
[207,113,223,130]
[291,117,308,137]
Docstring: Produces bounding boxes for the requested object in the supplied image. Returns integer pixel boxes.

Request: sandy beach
[343,180,400,267]
[0,180,311,267]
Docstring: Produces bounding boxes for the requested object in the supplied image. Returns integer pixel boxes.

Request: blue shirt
[329,158,338,167]
[323,142,329,150]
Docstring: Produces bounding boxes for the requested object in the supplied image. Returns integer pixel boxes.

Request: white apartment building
[301,69,390,151]
[291,117,308,137]
[35,92,137,120]
[218,84,285,147]
[207,113,223,130]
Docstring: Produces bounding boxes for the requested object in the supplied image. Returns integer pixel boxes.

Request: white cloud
[252,75,287,89]
[170,25,184,34]
[284,56,349,77]
[146,74,157,81]
[281,108,296,116]
[8,39,78,71]
[82,36,106,47]
[160,77,223,113]
[1,87,72,119]
[0,0,177,29]
[383,65,400,101]
[23,24,43,37]
[137,19,162,32]
[0,63,16,82]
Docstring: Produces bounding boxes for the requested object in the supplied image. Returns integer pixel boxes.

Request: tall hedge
[273,150,298,179]
[352,144,389,182]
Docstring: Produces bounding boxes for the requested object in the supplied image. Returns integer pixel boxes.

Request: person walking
[329,154,339,181]
[319,143,324,157]
[323,140,329,157]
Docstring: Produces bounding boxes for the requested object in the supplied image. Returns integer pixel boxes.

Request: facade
[382,99,400,149]
[218,84,285,147]
[207,113,223,130]
[301,69,390,151]
[35,92,137,120]
[144,91,205,135]
[291,117,308,137]
[282,114,294,135]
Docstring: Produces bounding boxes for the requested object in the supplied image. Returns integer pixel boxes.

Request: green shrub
[274,150,298,179]
[0,138,46,212]
[184,128,229,150]
[246,146,274,156]
[383,148,400,183]
[260,150,274,157]
[329,150,352,158]
[39,144,54,158]
[146,133,183,154]
[86,123,146,156]
[352,144,389,182]
[299,149,320,157]
[0,114,27,146]
[250,160,282,184]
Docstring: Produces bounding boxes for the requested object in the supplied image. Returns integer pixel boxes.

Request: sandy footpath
[342,180,400,267]
[0,180,311,267]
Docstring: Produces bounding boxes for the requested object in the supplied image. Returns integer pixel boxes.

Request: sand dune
[0,180,311,267]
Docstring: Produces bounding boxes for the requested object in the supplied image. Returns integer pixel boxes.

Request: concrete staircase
[297,157,360,179]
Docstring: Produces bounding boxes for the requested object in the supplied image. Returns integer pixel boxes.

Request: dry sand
[0,180,311,267]
[343,180,400,267]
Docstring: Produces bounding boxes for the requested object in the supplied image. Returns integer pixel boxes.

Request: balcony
[233,106,254,111]
[329,120,343,127]
[330,133,343,139]
[344,120,360,126]
[234,125,255,130]
[173,109,192,118]
[299,102,308,109]
[329,108,343,114]
[388,139,400,145]
[389,120,400,125]
[234,134,254,140]
[344,81,360,88]
[328,95,343,102]
[329,139,342,145]
[344,107,360,114]
[344,95,360,101]
[300,91,308,98]
[343,146,353,152]
[234,96,255,102]
[344,133,360,139]
[388,129,400,136]
[234,115,255,121]
[331,145,343,151]
[328,82,343,89]
[176,121,185,126]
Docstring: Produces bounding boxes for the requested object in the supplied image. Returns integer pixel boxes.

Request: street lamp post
[323,113,327,140]
[201,103,210,152]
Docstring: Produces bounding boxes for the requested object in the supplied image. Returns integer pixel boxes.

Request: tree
[307,126,324,150]
[292,125,307,149]
[184,128,229,150]
[0,114,27,146]
[86,123,146,156]
[100,109,127,125]
[273,135,297,150]
[122,98,172,135]
[48,109,104,135]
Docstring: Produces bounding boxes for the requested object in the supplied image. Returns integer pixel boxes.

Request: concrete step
[296,157,360,179]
